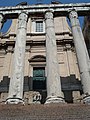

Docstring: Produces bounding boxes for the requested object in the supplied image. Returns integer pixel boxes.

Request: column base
[83,95,90,105]
[45,96,65,104]
[5,98,25,105]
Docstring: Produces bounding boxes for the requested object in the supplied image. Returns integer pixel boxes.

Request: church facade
[0,2,90,104]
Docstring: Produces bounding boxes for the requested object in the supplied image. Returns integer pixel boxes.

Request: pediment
[29,55,46,62]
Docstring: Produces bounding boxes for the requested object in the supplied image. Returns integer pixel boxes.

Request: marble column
[0,14,4,29]
[45,10,64,104]
[6,12,28,104]
[69,10,90,104]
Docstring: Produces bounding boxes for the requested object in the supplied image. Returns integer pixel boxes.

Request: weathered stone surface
[6,12,28,104]
[24,91,41,104]
[0,3,90,17]
[69,10,90,103]
[0,104,90,120]
[0,3,89,104]
[45,10,64,103]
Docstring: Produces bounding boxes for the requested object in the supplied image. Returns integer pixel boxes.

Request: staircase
[0,104,90,120]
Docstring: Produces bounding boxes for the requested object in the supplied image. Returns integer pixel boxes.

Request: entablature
[0,3,90,19]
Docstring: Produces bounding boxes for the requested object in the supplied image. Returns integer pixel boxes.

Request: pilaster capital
[6,46,14,53]
[63,44,72,51]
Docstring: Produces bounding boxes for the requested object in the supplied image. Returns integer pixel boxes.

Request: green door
[33,67,45,81]
[33,67,46,90]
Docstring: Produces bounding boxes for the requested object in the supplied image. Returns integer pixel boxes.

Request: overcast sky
[0,0,90,33]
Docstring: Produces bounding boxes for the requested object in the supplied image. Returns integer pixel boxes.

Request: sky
[0,0,89,6]
[0,0,90,33]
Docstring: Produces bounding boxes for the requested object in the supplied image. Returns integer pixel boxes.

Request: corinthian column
[6,12,28,104]
[45,10,64,104]
[69,10,90,104]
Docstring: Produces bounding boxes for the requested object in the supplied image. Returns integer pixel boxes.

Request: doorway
[33,67,46,90]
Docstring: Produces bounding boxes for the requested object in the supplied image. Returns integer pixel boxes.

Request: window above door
[31,19,45,33]
[36,21,43,32]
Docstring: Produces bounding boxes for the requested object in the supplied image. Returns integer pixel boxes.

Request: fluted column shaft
[69,10,90,104]
[6,12,28,104]
[45,10,64,103]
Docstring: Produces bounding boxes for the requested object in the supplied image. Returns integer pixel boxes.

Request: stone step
[0,104,90,120]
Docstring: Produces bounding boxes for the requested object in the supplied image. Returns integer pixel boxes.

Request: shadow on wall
[0,75,83,103]
[61,75,83,103]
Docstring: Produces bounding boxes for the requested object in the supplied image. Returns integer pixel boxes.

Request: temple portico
[0,2,90,104]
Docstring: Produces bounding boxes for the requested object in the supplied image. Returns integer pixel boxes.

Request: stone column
[0,14,4,29]
[6,12,28,104]
[45,10,64,104]
[69,10,90,104]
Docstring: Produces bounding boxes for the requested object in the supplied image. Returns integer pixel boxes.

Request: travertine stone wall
[0,16,79,77]
[0,54,5,81]
[83,16,90,56]
[0,15,81,103]
[0,17,80,79]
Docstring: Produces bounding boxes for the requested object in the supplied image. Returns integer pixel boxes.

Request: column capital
[45,9,54,13]
[0,13,5,29]
[69,9,80,27]
[19,11,28,15]
[45,10,54,19]
[18,11,28,22]
[69,9,78,19]
[18,11,28,29]
[0,13,4,22]
[0,13,6,23]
